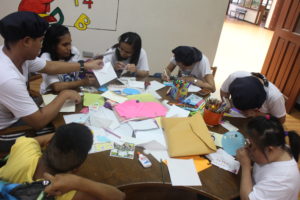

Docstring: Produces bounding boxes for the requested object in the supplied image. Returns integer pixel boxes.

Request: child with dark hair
[0,11,102,134]
[40,24,98,94]
[236,115,300,200]
[0,123,125,200]
[103,32,149,77]
[162,46,216,92]
[220,71,286,123]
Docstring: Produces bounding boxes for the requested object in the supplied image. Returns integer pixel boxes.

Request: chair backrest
[211,66,217,77]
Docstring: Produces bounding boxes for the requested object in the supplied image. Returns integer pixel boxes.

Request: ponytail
[286,131,300,161]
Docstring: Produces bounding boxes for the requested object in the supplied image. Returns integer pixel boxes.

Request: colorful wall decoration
[17,0,119,31]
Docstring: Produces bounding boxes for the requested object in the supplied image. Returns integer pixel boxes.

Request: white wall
[265,0,277,28]
[0,0,229,74]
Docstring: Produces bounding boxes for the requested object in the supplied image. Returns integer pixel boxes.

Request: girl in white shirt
[103,32,149,78]
[162,46,215,92]
[236,115,300,200]
[40,24,98,94]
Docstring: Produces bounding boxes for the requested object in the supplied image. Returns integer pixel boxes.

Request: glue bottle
[137,152,152,168]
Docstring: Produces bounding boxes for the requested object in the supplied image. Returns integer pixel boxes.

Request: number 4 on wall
[83,0,93,9]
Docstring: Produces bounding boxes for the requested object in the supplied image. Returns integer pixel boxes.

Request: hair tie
[265,114,270,120]
[284,131,289,136]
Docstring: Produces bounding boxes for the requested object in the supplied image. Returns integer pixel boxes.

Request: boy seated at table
[0,123,125,200]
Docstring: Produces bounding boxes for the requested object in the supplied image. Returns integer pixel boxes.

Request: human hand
[162,69,170,81]
[242,109,260,118]
[60,90,81,104]
[236,147,251,168]
[114,62,126,70]
[126,64,137,73]
[179,76,194,82]
[83,74,99,87]
[44,173,80,196]
[84,59,104,71]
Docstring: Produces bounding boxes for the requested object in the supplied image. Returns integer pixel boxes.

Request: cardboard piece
[162,112,217,157]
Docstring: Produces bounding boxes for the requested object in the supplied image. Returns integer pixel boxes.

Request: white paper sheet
[42,94,75,112]
[166,105,190,118]
[146,80,166,92]
[135,128,167,150]
[89,107,120,130]
[63,113,89,124]
[147,150,170,162]
[118,77,136,85]
[101,91,128,103]
[167,158,202,186]
[188,85,201,92]
[221,121,239,131]
[93,62,117,86]
[128,80,145,89]
[113,123,134,138]
[128,119,158,131]
[206,149,240,174]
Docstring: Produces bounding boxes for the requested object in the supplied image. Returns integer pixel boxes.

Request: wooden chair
[211,66,217,77]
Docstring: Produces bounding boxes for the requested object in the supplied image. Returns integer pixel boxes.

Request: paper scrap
[128,119,158,131]
[93,62,117,86]
[175,156,211,172]
[221,121,239,131]
[83,93,105,107]
[166,105,190,118]
[127,93,159,102]
[210,131,223,147]
[42,94,75,112]
[101,91,128,103]
[110,142,135,159]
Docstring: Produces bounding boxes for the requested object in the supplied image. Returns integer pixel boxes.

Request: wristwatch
[78,60,85,72]
[193,79,198,84]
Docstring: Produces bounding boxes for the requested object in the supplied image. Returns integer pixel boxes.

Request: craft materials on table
[222,131,245,156]
[42,94,75,112]
[203,98,228,126]
[110,142,135,159]
[83,93,105,107]
[168,80,190,101]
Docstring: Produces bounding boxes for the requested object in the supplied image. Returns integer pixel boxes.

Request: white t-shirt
[0,46,46,129]
[249,159,300,200]
[220,71,286,118]
[40,46,82,94]
[170,54,212,80]
[103,48,149,71]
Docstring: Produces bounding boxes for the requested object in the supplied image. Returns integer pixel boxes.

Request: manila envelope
[162,112,216,157]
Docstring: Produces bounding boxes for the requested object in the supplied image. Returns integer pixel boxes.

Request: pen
[102,127,121,139]
[160,159,165,184]
[164,69,170,81]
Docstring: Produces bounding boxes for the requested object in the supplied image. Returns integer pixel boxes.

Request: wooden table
[52,78,249,200]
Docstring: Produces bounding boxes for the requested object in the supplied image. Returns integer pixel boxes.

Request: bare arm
[21,90,81,130]
[136,70,149,78]
[44,173,125,200]
[50,76,98,93]
[33,133,54,147]
[162,62,176,81]
[236,148,253,200]
[181,74,216,92]
[39,60,103,75]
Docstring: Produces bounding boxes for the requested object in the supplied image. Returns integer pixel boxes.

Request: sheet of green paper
[83,93,105,106]
[127,93,158,102]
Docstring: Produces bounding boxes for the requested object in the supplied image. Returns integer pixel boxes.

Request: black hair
[247,116,300,161]
[172,46,202,66]
[40,24,74,61]
[44,123,93,173]
[251,72,269,87]
[0,11,48,49]
[229,76,267,110]
[112,32,142,65]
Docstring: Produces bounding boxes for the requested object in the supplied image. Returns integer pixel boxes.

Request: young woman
[220,71,286,123]
[162,46,216,92]
[40,24,98,94]
[103,32,149,78]
[236,115,300,200]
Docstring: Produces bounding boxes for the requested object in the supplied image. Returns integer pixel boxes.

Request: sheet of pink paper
[115,100,167,119]
[80,107,89,114]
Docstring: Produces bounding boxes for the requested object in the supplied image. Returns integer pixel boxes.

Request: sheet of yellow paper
[163,156,211,172]
[127,93,158,102]
[83,93,105,106]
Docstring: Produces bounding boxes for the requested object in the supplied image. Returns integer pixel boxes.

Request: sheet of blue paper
[222,131,245,156]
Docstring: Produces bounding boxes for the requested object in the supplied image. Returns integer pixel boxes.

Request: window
[251,0,261,9]
[231,0,262,10]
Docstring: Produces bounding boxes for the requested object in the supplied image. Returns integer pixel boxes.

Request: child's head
[229,76,266,111]
[172,46,202,68]
[0,11,48,54]
[43,123,93,173]
[114,32,141,65]
[246,116,299,163]
[41,24,73,61]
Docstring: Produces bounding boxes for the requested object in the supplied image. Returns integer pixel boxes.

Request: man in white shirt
[0,11,102,133]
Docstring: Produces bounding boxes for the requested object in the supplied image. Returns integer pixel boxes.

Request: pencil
[102,127,121,139]
[160,159,165,184]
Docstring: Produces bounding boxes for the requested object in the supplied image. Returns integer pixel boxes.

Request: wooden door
[261,0,300,113]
